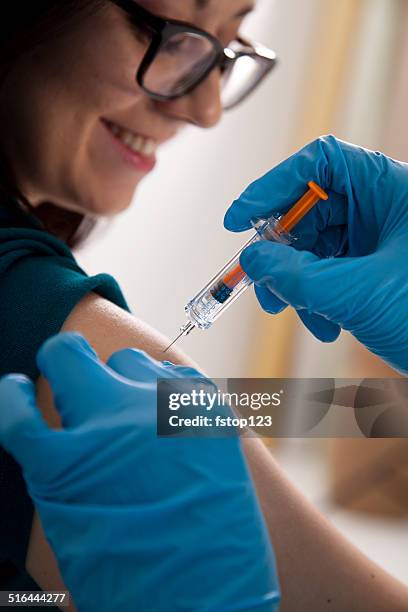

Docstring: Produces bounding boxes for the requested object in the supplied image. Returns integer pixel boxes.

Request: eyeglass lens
[221,54,268,109]
[142,31,269,109]
[143,32,219,97]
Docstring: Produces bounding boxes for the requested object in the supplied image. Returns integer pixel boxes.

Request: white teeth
[134,135,143,151]
[108,121,156,156]
[143,140,156,156]
[122,132,134,146]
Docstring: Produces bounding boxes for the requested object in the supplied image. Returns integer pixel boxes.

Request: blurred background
[78,0,408,586]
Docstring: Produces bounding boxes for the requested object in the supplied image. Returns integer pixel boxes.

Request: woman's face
[0,0,254,216]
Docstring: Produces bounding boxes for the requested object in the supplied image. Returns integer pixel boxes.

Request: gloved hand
[0,332,280,612]
[224,135,408,375]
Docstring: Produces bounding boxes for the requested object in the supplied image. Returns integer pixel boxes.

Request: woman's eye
[163,36,190,55]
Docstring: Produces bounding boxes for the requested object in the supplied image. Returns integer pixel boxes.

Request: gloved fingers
[309,224,349,258]
[0,374,52,471]
[254,284,288,314]
[107,348,168,383]
[240,240,377,326]
[254,282,341,339]
[167,365,209,380]
[291,190,349,254]
[296,310,341,342]
[224,135,395,234]
[107,349,208,397]
[307,191,348,231]
[224,136,344,232]
[37,332,128,427]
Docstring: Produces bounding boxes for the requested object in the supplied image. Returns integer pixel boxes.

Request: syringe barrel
[185,217,293,330]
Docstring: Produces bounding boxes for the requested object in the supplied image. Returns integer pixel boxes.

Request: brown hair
[0,0,107,248]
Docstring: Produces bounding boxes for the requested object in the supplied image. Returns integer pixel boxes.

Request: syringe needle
[163,330,186,353]
[162,321,196,353]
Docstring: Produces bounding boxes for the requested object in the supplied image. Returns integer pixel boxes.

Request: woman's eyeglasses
[110,0,278,110]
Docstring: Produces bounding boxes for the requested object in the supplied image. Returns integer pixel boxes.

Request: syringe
[164,181,328,352]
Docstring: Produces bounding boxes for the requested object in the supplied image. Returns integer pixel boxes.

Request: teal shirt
[0,200,130,591]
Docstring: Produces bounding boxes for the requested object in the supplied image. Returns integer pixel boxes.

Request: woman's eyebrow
[195,0,255,19]
[234,5,255,19]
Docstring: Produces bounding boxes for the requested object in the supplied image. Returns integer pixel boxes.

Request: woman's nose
[156,71,223,128]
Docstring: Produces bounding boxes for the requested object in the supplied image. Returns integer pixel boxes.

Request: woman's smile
[101,118,158,173]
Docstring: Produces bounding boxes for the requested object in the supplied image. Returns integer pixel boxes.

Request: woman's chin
[84,184,139,217]
[97,198,133,217]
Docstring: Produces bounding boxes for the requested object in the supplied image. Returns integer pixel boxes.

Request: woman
[0,1,407,610]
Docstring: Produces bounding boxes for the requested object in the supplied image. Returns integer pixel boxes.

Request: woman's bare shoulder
[35,291,199,428]
[61,292,196,366]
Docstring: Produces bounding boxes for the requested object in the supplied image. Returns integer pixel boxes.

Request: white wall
[77,0,321,377]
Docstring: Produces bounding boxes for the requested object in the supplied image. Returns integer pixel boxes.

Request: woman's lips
[101,119,157,173]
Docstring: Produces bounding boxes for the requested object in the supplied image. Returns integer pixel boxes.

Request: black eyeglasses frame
[111,0,278,109]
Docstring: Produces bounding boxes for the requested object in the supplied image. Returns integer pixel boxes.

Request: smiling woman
[0,0,265,234]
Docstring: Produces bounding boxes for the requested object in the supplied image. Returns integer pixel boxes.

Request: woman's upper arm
[34,292,199,427]
[61,292,196,366]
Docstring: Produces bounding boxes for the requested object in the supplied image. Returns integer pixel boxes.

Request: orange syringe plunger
[277,181,328,234]
[220,181,328,291]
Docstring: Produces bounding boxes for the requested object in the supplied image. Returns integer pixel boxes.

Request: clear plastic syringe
[164,181,328,352]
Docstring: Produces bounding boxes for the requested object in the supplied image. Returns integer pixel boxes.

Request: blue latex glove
[224,135,408,375]
[0,332,280,612]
